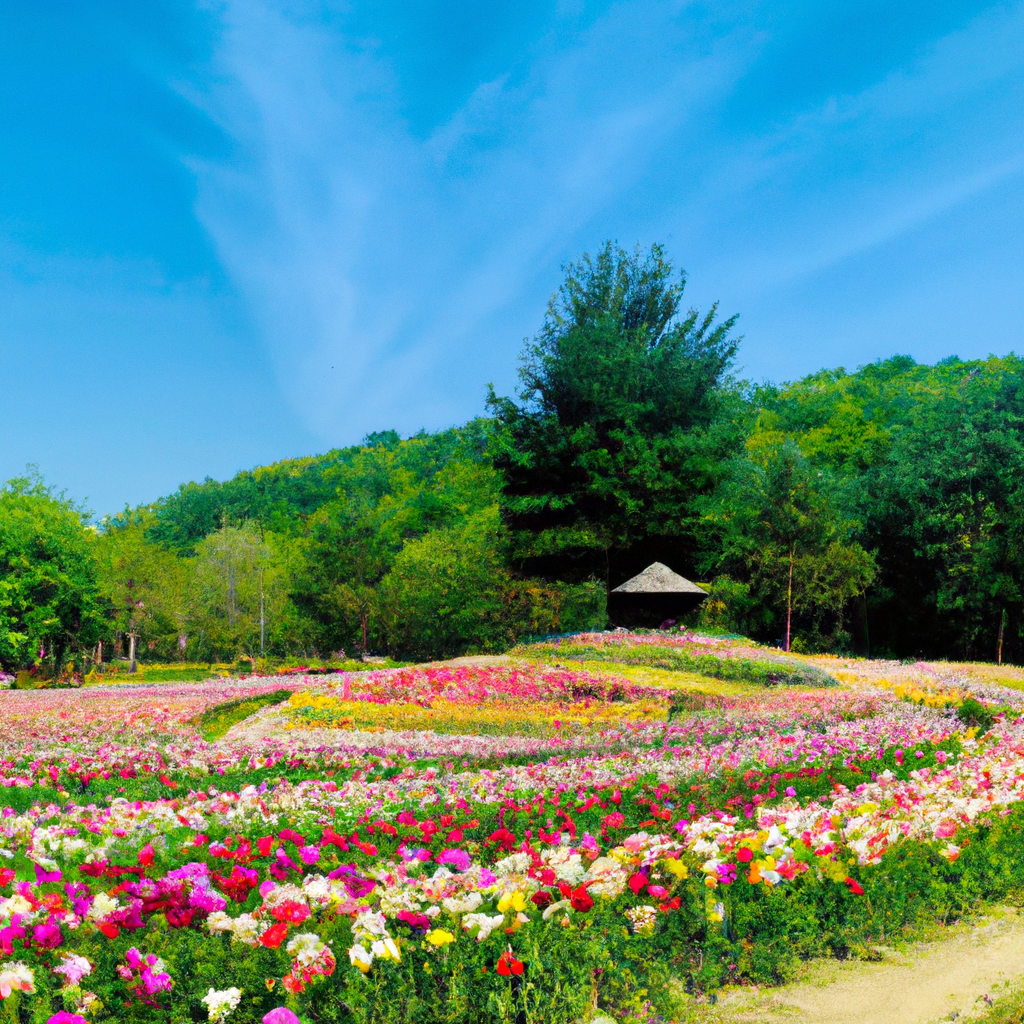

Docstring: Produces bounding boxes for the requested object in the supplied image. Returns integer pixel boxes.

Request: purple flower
[34,864,61,886]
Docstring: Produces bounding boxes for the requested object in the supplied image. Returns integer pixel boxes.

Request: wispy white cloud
[183,0,1024,436]
[669,0,1024,297]
[185,0,758,440]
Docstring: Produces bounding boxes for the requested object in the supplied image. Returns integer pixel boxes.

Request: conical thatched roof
[610,562,707,596]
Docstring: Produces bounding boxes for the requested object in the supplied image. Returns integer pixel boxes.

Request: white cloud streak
[183,0,1024,437]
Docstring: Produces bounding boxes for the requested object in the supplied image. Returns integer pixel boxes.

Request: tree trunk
[785,543,795,653]
[259,575,266,658]
[95,641,102,666]
[227,564,236,627]
[128,632,137,674]
[998,608,1007,667]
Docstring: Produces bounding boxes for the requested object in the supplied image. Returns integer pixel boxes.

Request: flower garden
[1,633,1024,1023]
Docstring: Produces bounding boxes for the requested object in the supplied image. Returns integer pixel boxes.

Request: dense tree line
[2,242,1021,673]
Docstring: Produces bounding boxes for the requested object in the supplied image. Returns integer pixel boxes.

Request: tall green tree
[94,511,190,668]
[0,472,103,672]
[757,354,1024,660]
[188,524,294,661]
[702,438,875,651]
[488,241,743,588]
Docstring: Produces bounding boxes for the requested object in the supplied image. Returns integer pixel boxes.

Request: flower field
[1,635,1024,1023]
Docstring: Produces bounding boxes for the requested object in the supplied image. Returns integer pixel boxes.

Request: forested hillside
[1,244,1021,672]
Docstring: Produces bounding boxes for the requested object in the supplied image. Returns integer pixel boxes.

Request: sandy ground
[708,909,1024,1024]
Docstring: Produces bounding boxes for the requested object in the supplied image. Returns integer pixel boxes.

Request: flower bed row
[0,646,1021,1021]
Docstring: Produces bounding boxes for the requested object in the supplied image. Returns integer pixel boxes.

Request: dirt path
[710,909,1024,1024]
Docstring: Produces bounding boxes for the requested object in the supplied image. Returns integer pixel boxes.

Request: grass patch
[194,689,294,740]
[522,643,839,688]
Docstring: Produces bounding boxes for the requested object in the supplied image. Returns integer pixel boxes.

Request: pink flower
[437,848,470,872]
[263,1010,300,1024]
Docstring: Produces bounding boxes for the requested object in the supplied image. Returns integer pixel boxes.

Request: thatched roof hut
[607,562,707,628]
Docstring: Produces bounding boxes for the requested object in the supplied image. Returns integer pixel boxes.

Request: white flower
[624,905,658,935]
[542,899,571,921]
[0,961,35,998]
[301,875,331,903]
[462,912,505,941]
[229,914,261,945]
[286,932,327,967]
[493,853,531,875]
[348,944,374,972]
[441,891,482,915]
[370,936,401,962]
[86,892,119,922]
[201,986,242,1022]
[352,910,388,939]
[262,883,306,908]
[205,911,233,935]
[0,895,33,921]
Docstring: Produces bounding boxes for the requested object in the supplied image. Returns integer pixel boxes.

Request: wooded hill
[2,243,1021,669]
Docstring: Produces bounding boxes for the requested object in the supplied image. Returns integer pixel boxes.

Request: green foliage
[752,353,1024,660]
[488,241,743,586]
[0,471,104,671]
[9,243,1023,664]
[377,508,605,659]
[92,510,188,663]
[956,697,1002,733]
[699,436,876,650]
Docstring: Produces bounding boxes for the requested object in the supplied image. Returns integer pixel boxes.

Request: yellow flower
[662,858,688,880]
[425,929,455,947]
[497,891,527,914]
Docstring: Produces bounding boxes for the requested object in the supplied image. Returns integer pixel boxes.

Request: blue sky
[2,1,1022,516]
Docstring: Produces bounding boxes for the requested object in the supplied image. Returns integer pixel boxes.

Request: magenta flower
[263,1009,300,1024]
[437,848,470,872]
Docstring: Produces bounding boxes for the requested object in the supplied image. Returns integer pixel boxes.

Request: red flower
[487,828,517,852]
[97,922,120,939]
[530,891,553,909]
[628,873,647,895]
[735,847,753,863]
[271,901,310,925]
[259,923,289,949]
[496,952,524,977]
[844,878,864,895]
[569,886,594,913]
